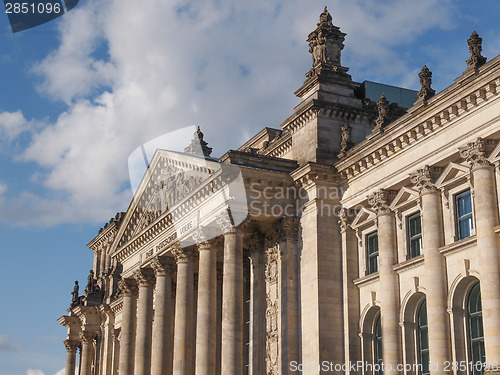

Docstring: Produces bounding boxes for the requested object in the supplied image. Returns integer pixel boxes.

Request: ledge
[393,254,424,273]
[439,235,477,255]
[353,271,379,286]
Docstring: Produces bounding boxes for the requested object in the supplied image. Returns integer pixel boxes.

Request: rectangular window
[366,232,379,275]
[407,212,422,259]
[455,190,473,240]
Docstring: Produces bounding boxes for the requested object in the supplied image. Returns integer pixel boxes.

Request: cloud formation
[0,0,483,227]
[0,334,20,352]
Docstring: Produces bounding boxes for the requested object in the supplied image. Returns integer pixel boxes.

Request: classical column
[100,307,115,375]
[411,166,450,374]
[217,214,245,375]
[64,339,79,375]
[194,234,220,375]
[368,190,400,374]
[247,235,265,375]
[80,332,95,375]
[134,268,155,375]
[172,245,197,375]
[151,256,175,375]
[111,329,120,375]
[118,278,138,375]
[339,208,361,374]
[460,139,500,368]
[282,217,300,369]
[100,247,107,276]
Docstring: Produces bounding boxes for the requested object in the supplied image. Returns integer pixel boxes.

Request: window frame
[407,211,423,259]
[374,315,383,375]
[454,189,474,240]
[417,300,429,375]
[366,231,379,275]
[467,283,485,375]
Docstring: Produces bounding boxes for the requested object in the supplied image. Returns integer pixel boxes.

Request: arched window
[417,300,429,375]
[467,283,485,375]
[374,316,383,375]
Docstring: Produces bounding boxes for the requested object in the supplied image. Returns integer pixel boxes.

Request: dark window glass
[374,316,383,375]
[455,190,473,239]
[367,232,379,275]
[417,300,430,375]
[408,212,422,258]
[468,283,485,375]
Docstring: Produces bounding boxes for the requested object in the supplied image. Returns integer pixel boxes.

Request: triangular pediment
[390,187,419,211]
[488,141,500,163]
[109,149,217,255]
[351,206,376,229]
[435,162,469,188]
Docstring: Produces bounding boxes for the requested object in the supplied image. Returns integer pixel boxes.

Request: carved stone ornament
[244,233,263,257]
[118,278,138,297]
[184,126,212,157]
[417,65,435,101]
[80,331,97,344]
[281,217,299,240]
[338,122,354,157]
[133,268,155,287]
[373,94,389,133]
[171,247,197,264]
[465,31,486,71]
[216,211,235,233]
[368,189,396,215]
[459,137,497,169]
[307,6,345,68]
[151,255,175,276]
[64,339,79,352]
[410,165,443,194]
[338,208,356,232]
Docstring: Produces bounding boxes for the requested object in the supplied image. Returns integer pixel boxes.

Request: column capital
[172,247,197,264]
[64,339,79,352]
[151,255,175,276]
[459,137,497,170]
[368,189,396,216]
[338,207,357,232]
[118,277,138,297]
[133,268,155,287]
[410,165,443,194]
[244,233,264,257]
[281,216,300,240]
[80,331,97,344]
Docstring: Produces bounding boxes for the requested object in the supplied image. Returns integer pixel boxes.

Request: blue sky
[1,1,500,374]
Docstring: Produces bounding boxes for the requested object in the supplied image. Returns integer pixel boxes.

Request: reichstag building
[58,7,500,375]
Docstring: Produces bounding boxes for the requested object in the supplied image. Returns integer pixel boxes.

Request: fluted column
[134,268,155,375]
[151,256,175,375]
[194,233,220,375]
[80,332,95,375]
[460,139,500,368]
[411,166,450,374]
[218,214,245,375]
[64,339,79,375]
[118,278,138,375]
[369,190,400,374]
[172,246,197,375]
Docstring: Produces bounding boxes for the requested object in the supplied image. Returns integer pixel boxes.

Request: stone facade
[59,8,500,375]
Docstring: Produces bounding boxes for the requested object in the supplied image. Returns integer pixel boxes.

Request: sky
[1,0,500,374]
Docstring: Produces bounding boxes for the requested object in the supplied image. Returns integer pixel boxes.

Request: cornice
[290,162,340,187]
[336,59,500,180]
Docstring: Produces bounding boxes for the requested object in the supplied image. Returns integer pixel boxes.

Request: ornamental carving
[281,217,299,240]
[133,268,155,287]
[338,122,354,157]
[151,256,175,276]
[244,232,263,257]
[172,247,197,264]
[338,208,356,232]
[368,189,396,215]
[265,240,280,375]
[216,211,235,233]
[307,6,345,68]
[417,65,435,101]
[80,331,97,344]
[64,339,79,352]
[118,278,138,297]
[459,137,496,169]
[466,31,486,71]
[410,165,443,194]
[373,94,389,133]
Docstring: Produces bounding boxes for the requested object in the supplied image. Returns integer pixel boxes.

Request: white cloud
[0,0,471,226]
[26,369,45,375]
[53,368,65,375]
[0,111,30,141]
[0,182,7,195]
